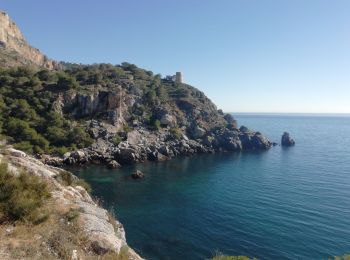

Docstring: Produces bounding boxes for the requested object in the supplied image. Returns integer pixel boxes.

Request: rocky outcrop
[0,147,143,259]
[56,121,272,167]
[107,160,121,169]
[160,113,176,127]
[281,132,295,147]
[131,170,145,179]
[0,11,60,69]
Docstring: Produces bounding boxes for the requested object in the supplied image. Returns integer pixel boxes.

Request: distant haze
[2,0,350,113]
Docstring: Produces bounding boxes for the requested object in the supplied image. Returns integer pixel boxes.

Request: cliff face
[0,11,60,69]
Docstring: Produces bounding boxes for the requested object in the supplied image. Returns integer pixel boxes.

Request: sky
[1,0,350,113]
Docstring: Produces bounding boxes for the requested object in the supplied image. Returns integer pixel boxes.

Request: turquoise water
[73,115,350,260]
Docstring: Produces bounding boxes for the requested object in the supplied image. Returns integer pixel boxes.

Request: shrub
[123,125,132,133]
[54,146,69,156]
[56,170,75,186]
[170,128,182,139]
[56,171,92,193]
[74,179,92,193]
[113,135,123,146]
[154,119,161,130]
[65,208,80,221]
[13,141,34,154]
[67,127,93,148]
[57,74,79,90]
[0,163,51,224]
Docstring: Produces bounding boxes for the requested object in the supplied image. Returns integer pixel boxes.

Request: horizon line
[229,112,350,116]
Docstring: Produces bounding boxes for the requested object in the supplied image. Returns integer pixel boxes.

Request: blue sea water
[73,114,350,260]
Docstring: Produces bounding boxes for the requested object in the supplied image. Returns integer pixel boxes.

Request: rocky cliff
[0,145,142,260]
[0,11,60,69]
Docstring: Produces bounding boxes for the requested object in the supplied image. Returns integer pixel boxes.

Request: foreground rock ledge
[0,147,143,260]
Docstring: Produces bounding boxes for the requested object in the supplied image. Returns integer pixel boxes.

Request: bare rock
[281,132,295,147]
[192,126,206,139]
[107,160,121,169]
[160,114,176,127]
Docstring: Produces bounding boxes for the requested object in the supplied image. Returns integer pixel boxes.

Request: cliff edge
[0,11,60,69]
[0,145,142,260]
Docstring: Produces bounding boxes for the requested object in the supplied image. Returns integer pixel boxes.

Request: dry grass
[211,252,257,260]
[55,170,92,193]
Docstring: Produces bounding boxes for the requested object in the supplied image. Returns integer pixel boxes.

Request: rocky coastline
[41,119,274,168]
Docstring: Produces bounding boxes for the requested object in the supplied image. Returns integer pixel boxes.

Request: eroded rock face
[0,11,60,69]
[192,125,206,139]
[281,132,295,147]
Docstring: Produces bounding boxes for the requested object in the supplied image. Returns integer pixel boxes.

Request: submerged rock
[131,170,145,179]
[281,132,295,146]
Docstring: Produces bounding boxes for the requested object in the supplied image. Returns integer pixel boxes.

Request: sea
[73,114,350,260]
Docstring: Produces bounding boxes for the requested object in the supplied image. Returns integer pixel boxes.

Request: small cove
[73,114,350,260]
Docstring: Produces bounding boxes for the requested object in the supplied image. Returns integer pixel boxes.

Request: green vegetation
[55,170,91,193]
[169,127,182,139]
[154,119,161,130]
[0,162,51,224]
[0,62,213,154]
[0,66,93,154]
[113,134,123,146]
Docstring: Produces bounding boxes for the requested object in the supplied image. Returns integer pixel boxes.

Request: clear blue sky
[1,0,350,113]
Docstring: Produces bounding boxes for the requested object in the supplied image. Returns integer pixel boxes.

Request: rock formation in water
[281,132,295,147]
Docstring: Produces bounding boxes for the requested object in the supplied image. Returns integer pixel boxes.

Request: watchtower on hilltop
[175,72,183,84]
[165,72,184,84]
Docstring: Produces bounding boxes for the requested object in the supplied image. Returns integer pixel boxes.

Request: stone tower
[175,72,183,84]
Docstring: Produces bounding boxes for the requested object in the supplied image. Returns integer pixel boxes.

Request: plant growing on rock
[0,162,51,224]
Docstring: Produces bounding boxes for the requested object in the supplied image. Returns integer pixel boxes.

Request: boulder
[160,114,176,127]
[251,132,271,149]
[156,152,168,161]
[117,148,138,164]
[41,154,63,167]
[7,148,27,158]
[225,137,242,151]
[192,126,206,139]
[239,132,271,150]
[131,170,144,179]
[239,126,250,132]
[281,132,295,146]
[224,114,237,128]
[107,160,121,169]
